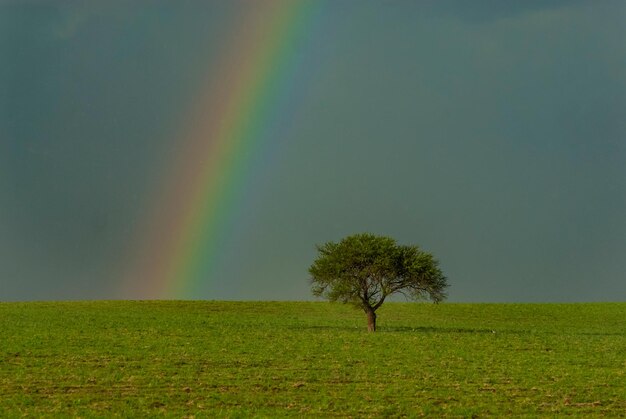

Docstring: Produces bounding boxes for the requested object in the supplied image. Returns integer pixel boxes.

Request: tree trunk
[365,307,377,332]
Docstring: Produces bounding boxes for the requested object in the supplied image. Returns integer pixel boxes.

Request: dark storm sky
[1,0,625,302]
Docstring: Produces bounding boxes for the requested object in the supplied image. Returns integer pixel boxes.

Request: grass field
[1,301,625,417]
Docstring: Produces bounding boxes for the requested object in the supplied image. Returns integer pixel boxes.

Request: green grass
[1,301,625,417]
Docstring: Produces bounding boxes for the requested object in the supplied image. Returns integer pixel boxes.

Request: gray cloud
[1,1,624,302]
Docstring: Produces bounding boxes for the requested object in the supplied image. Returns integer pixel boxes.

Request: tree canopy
[309,233,448,331]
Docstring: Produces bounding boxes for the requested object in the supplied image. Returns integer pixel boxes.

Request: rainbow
[123,1,320,299]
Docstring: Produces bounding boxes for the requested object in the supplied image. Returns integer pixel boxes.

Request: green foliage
[0,301,625,416]
[309,233,448,310]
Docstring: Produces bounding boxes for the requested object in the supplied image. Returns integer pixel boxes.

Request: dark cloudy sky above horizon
[1,0,625,302]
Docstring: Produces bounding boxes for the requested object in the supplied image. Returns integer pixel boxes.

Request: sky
[1,0,625,302]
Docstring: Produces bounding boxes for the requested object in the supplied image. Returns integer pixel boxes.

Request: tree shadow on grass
[380,326,506,334]
[380,327,624,336]
[289,325,624,336]
[288,324,527,334]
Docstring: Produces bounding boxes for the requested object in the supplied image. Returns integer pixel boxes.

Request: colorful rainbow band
[124,1,320,299]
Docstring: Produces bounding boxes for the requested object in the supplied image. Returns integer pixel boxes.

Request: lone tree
[309,233,448,332]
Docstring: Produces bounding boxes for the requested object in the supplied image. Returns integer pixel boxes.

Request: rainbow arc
[123,1,319,298]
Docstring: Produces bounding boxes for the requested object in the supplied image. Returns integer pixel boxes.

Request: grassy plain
[1,301,625,417]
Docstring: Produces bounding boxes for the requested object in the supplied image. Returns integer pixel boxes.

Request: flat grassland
[1,301,624,417]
